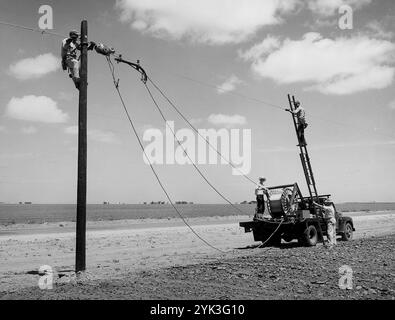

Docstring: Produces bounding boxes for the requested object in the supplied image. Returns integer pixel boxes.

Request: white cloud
[208,114,247,127]
[238,36,280,61]
[9,53,60,80]
[217,75,243,94]
[307,0,371,17]
[241,32,395,95]
[21,126,38,134]
[6,95,69,123]
[116,0,300,44]
[389,99,395,110]
[366,21,394,40]
[64,126,121,144]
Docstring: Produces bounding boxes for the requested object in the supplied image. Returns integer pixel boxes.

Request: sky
[0,0,395,204]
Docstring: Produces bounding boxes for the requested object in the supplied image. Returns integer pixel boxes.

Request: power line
[166,72,395,140]
[3,18,393,141]
[0,20,66,38]
[144,81,249,216]
[148,77,258,186]
[105,56,226,254]
[168,72,285,111]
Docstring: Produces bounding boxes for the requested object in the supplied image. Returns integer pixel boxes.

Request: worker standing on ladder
[255,177,269,219]
[61,30,96,90]
[313,200,337,248]
[286,101,308,146]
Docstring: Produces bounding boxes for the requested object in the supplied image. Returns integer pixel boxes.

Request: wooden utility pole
[76,20,88,272]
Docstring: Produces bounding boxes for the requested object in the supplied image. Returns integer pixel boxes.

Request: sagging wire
[147,77,258,186]
[143,81,250,216]
[257,218,284,248]
[0,20,66,38]
[105,55,226,254]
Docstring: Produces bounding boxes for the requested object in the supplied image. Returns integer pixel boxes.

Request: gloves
[87,41,96,51]
[62,59,67,71]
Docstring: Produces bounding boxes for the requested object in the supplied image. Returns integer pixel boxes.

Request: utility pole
[76,20,88,272]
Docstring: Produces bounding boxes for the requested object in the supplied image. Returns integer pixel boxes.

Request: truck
[239,95,355,247]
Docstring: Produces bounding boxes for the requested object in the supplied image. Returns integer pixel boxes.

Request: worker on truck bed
[255,177,269,218]
[61,30,96,90]
[313,200,337,248]
[286,101,307,146]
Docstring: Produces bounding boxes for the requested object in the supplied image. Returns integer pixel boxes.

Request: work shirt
[255,183,268,196]
[61,38,79,60]
[293,106,306,123]
[321,205,336,223]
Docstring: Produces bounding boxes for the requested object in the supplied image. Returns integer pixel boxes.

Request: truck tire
[341,222,353,241]
[300,225,318,247]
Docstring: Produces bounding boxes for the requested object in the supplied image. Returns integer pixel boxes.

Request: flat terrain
[0,211,394,299]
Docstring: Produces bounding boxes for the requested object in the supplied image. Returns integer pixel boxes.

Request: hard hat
[259,176,266,180]
[69,30,79,38]
[295,101,300,106]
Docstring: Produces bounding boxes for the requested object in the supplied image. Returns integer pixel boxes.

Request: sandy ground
[0,211,394,295]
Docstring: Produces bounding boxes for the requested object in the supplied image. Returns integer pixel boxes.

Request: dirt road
[0,211,394,298]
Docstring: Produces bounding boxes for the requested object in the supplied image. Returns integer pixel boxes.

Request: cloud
[116,0,300,44]
[389,99,395,110]
[64,126,121,144]
[238,36,280,61]
[0,126,7,133]
[307,0,371,17]
[217,75,243,94]
[240,32,395,95]
[365,21,394,40]
[9,53,60,80]
[21,126,38,134]
[207,114,247,127]
[6,95,69,123]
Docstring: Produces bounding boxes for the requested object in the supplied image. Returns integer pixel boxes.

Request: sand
[0,211,394,293]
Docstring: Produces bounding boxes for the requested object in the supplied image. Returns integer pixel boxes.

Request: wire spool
[268,188,295,219]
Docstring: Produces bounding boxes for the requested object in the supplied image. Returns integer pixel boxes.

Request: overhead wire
[165,73,395,141]
[105,56,226,253]
[147,77,258,186]
[2,19,393,141]
[0,20,66,38]
[143,80,249,216]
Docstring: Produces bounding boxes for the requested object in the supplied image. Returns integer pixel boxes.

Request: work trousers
[66,57,80,81]
[326,218,337,246]
[256,195,265,214]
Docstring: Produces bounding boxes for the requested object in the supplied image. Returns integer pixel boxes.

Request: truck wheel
[341,222,353,241]
[300,225,318,247]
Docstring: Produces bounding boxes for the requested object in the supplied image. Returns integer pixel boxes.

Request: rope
[257,218,284,248]
[105,56,226,254]
[147,77,258,186]
[143,82,250,216]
